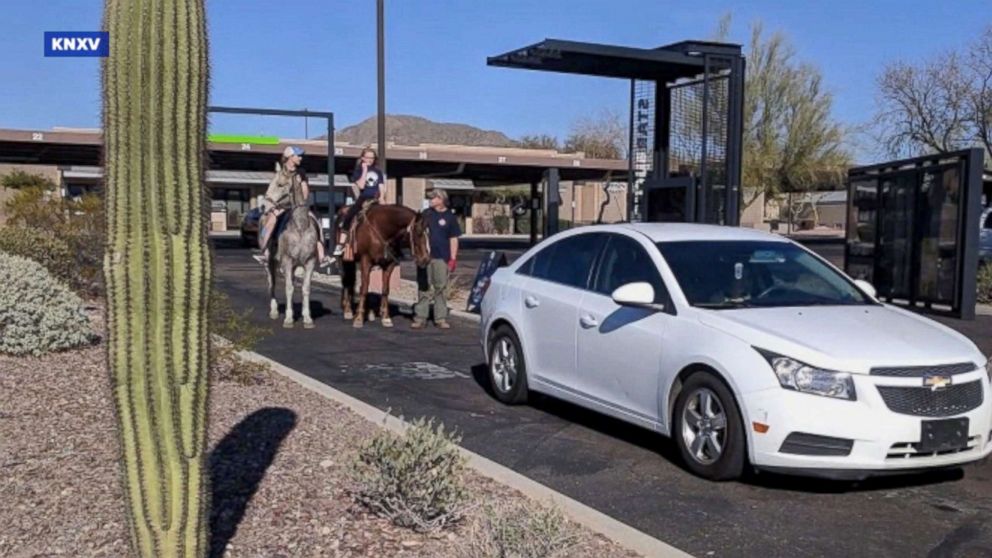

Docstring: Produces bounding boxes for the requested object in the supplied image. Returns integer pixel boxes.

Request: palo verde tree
[102,0,212,555]
[716,15,850,210]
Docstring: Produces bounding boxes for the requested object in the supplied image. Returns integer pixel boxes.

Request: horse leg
[380,262,396,328]
[354,257,371,328]
[267,260,279,320]
[283,260,295,328]
[302,259,316,329]
[342,261,354,320]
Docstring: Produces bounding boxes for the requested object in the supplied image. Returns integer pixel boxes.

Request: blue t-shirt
[424,208,462,261]
[349,165,385,199]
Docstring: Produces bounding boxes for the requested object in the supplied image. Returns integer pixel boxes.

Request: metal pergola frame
[488,38,745,228]
[208,105,336,245]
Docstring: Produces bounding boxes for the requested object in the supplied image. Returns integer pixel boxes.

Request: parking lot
[214,238,992,557]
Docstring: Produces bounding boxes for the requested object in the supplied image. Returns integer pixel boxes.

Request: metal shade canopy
[488,38,745,227]
[488,39,742,82]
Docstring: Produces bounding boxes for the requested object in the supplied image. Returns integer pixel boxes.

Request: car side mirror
[854,279,877,299]
[611,282,665,311]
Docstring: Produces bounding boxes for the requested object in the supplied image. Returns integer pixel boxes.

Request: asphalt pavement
[213,238,992,558]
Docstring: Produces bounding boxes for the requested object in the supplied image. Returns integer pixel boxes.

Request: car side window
[593,235,667,303]
[515,253,535,276]
[534,233,607,289]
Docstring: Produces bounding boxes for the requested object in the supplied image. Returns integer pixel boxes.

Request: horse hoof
[283,321,294,329]
[382,319,394,328]
[269,311,280,320]
[303,321,315,329]
[343,312,354,321]
[368,314,376,322]
[353,320,364,329]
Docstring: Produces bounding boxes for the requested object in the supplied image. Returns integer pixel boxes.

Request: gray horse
[263,165,319,328]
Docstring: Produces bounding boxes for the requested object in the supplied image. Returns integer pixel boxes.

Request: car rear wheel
[488,325,528,404]
[673,371,747,481]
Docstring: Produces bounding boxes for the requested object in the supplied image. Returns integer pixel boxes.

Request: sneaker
[332,244,345,257]
[319,255,334,269]
[252,253,267,265]
[410,320,425,330]
[436,320,451,329]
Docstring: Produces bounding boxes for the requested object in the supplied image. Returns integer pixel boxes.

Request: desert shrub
[0,226,74,284]
[350,417,470,532]
[977,263,992,305]
[492,214,511,235]
[209,288,270,385]
[458,501,582,558]
[1,169,57,190]
[4,186,105,297]
[4,186,67,231]
[0,252,95,356]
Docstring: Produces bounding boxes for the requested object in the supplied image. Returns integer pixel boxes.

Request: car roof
[560,222,794,243]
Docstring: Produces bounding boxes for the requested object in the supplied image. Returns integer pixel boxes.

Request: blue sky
[2,1,990,153]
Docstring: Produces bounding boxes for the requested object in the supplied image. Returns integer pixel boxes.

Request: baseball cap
[283,146,305,158]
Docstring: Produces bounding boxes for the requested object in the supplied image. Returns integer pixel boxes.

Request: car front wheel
[673,372,747,481]
[488,325,528,404]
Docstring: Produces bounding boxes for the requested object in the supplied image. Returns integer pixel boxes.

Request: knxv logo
[44,32,109,57]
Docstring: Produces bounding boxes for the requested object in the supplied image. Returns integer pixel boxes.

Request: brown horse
[335,204,430,328]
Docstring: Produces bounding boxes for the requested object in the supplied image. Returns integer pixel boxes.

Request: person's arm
[351,166,367,199]
[300,177,310,200]
[378,172,388,201]
[262,177,282,213]
[448,237,459,270]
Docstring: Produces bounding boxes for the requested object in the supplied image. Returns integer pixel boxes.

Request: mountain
[333,115,517,148]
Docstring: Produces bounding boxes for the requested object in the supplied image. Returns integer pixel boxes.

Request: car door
[517,232,607,388]
[575,233,674,427]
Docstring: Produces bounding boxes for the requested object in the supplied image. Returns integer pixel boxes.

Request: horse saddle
[343,200,379,262]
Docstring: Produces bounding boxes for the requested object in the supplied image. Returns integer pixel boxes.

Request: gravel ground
[0,307,638,558]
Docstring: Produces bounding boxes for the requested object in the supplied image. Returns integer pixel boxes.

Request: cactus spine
[102,0,211,555]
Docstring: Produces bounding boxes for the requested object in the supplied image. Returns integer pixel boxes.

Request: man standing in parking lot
[413,189,461,329]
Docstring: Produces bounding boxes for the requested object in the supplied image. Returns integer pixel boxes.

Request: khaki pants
[414,259,449,323]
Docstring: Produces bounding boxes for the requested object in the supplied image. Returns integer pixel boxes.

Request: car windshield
[655,240,872,309]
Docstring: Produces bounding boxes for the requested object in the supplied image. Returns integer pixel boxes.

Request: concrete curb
[311,272,482,324]
[235,347,692,558]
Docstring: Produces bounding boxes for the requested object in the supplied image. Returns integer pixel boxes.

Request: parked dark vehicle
[241,207,262,247]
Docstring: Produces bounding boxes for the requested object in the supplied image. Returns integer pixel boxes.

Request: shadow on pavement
[209,407,298,558]
[469,362,970,494]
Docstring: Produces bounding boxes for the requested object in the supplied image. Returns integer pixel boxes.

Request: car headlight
[756,349,857,401]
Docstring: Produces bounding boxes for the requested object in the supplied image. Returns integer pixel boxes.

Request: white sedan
[479,223,992,481]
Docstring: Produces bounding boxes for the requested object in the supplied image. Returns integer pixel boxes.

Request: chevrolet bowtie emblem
[923,374,952,391]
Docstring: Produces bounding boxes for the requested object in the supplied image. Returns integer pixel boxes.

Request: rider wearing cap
[254,145,331,267]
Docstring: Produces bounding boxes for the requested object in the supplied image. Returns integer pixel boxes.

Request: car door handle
[579,315,599,329]
[524,296,540,308]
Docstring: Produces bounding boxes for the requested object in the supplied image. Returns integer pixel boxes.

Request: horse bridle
[406,217,430,259]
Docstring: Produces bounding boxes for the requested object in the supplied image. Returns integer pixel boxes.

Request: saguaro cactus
[102,0,211,555]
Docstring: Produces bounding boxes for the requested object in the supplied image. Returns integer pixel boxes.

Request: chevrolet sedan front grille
[870,362,977,378]
[876,381,984,417]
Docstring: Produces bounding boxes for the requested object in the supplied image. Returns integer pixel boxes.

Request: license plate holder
[918,418,970,453]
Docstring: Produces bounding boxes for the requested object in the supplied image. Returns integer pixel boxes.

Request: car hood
[697,304,984,374]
